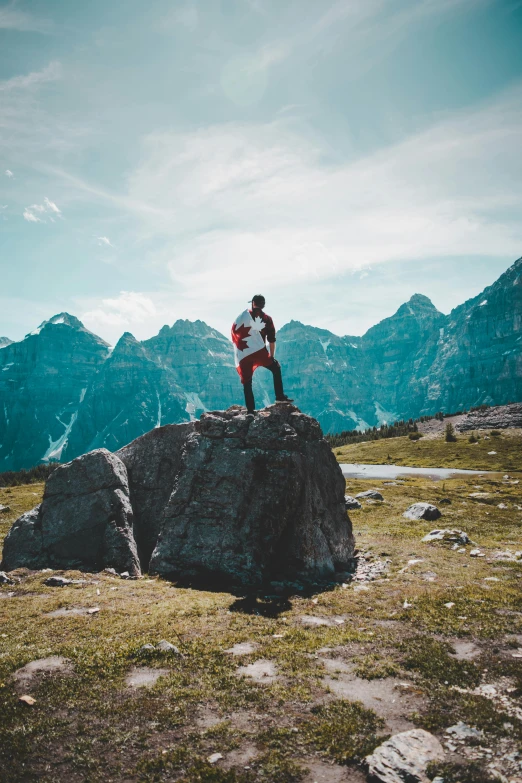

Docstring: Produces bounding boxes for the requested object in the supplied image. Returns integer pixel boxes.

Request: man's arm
[266,316,276,357]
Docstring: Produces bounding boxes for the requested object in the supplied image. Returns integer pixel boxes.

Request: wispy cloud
[4,169,14,178]
[0,5,53,33]
[0,61,62,93]
[23,197,62,223]
[97,236,114,248]
[241,0,495,79]
[82,291,158,331]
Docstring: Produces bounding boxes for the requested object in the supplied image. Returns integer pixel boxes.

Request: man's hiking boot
[275,395,294,403]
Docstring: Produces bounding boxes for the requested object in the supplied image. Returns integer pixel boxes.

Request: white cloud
[97,236,114,248]
[0,7,52,33]
[82,292,158,333]
[5,169,14,178]
[23,209,42,223]
[0,61,62,93]
[44,197,61,214]
[23,197,62,223]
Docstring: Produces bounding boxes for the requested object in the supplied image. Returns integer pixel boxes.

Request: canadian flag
[231,309,271,383]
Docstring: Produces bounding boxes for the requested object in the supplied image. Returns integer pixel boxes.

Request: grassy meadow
[334,428,522,472]
[0,431,521,782]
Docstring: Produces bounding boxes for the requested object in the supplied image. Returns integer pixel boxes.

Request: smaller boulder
[0,504,11,514]
[403,503,441,521]
[365,728,444,783]
[355,489,384,501]
[137,644,156,653]
[445,722,483,740]
[344,495,362,510]
[0,571,14,584]
[156,640,181,655]
[44,576,72,587]
[422,529,471,545]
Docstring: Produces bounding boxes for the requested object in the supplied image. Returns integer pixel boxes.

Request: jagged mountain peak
[450,255,522,320]
[408,293,438,308]
[25,312,110,346]
[110,331,151,360]
[0,336,13,349]
[279,320,335,337]
[394,293,441,318]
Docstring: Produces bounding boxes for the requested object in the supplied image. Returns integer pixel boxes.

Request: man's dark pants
[243,359,284,413]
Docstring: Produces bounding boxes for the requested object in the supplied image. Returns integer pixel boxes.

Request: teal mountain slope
[0,258,521,470]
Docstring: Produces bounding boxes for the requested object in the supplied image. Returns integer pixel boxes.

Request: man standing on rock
[231,294,293,415]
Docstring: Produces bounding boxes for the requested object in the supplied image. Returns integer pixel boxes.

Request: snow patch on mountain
[43,411,79,462]
[185,392,208,420]
[374,401,398,426]
[155,391,162,428]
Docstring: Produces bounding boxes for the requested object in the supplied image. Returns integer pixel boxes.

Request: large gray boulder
[2,405,355,587]
[149,405,354,586]
[2,449,140,575]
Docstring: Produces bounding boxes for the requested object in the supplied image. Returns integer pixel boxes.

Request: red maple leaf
[232,322,251,351]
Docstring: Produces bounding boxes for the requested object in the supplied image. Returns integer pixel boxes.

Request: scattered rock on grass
[0,504,11,514]
[137,644,156,653]
[403,503,441,521]
[300,615,345,627]
[44,576,72,587]
[470,549,485,558]
[422,529,471,545]
[445,721,483,741]
[156,640,181,654]
[492,550,522,562]
[137,641,181,655]
[353,553,390,582]
[355,489,384,501]
[207,753,224,765]
[0,571,14,584]
[344,495,362,510]
[365,729,444,783]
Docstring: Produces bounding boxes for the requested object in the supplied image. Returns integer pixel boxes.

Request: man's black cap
[250,294,265,308]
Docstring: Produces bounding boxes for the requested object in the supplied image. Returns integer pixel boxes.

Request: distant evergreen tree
[445,422,457,442]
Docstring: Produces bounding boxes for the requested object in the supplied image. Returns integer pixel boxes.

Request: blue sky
[1,0,521,344]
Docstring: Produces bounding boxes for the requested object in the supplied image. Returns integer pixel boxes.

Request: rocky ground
[0,432,521,783]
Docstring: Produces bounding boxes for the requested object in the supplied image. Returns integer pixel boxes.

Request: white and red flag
[231,309,272,384]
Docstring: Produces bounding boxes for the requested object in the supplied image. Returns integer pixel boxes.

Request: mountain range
[1,257,521,471]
